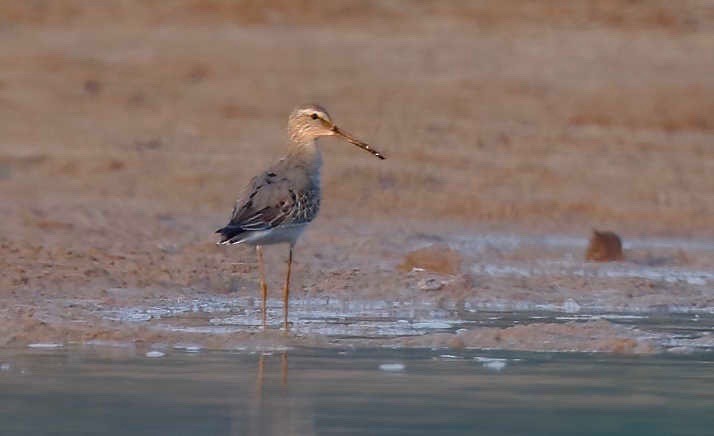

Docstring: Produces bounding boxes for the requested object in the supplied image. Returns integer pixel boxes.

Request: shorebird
[216,104,385,330]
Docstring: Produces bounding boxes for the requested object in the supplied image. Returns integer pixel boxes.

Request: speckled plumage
[216,145,322,245]
[216,104,385,329]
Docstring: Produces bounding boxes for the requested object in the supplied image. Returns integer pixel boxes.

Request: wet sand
[3,218,712,354]
[1,1,713,353]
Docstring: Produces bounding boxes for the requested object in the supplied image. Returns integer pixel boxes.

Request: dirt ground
[1,1,713,353]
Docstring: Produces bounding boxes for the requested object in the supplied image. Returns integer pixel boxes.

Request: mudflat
[1,1,713,352]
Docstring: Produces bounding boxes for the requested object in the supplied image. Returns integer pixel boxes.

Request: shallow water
[86,229,714,352]
[99,293,714,351]
[1,347,712,435]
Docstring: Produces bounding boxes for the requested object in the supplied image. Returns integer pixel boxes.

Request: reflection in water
[241,351,313,435]
[282,352,288,387]
[254,351,288,397]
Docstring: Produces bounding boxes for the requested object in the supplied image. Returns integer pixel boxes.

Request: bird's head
[288,104,385,160]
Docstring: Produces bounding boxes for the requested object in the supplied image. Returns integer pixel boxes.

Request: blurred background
[1,1,713,302]
[2,0,712,232]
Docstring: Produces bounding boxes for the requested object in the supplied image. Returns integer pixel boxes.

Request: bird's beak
[331,126,386,160]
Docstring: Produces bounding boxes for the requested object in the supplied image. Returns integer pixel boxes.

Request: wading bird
[217,104,385,329]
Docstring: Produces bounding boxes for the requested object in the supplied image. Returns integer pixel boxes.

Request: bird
[216,104,385,330]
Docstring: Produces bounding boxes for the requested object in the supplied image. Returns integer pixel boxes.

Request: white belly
[240,224,307,246]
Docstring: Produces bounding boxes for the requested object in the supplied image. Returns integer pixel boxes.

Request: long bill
[332,126,386,160]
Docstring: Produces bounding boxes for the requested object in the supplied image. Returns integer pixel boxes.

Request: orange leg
[282,245,293,330]
[256,245,268,329]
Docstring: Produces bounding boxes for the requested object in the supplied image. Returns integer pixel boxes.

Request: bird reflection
[255,351,288,400]
[281,352,288,387]
[238,351,313,435]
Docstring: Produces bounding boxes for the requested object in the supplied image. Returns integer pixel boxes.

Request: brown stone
[586,229,624,261]
[447,335,465,350]
[399,243,463,275]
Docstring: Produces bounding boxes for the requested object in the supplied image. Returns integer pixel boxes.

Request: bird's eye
[311,113,318,120]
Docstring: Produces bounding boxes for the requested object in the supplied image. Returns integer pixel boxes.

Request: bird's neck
[288,138,323,173]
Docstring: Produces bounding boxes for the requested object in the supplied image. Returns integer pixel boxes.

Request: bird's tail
[215,225,245,245]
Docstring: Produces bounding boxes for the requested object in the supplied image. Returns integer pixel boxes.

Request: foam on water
[378,363,405,372]
[83,340,135,348]
[145,351,165,358]
[173,344,202,353]
[438,354,463,360]
[474,356,512,371]
[103,296,462,338]
[27,343,63,349]
[97,294,714,352]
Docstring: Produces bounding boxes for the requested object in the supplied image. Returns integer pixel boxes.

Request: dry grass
[1,1,713,238]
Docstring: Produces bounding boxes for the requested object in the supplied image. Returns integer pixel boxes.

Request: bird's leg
[282,245,293,331]
[256,245,268,329]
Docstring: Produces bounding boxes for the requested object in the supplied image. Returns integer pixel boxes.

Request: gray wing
[230,174,296,230]
[216,165,317,243]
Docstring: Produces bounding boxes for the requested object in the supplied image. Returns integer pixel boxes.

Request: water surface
[1,347,712,435]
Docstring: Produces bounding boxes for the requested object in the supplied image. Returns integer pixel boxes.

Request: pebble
[399,243,463,275]
[417,277,444,292]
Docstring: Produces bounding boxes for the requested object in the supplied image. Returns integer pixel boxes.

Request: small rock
[417,277,444,291]
[399,243,463,275]
[585,230,623,261]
